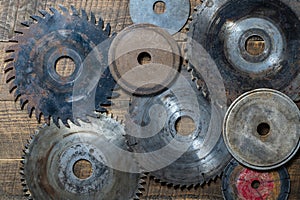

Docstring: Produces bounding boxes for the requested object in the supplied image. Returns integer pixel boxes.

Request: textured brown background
[0,0,299,199]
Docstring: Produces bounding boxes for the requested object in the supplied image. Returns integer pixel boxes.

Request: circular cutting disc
[223,89,300,170]
[21,114,141,200]
[129,0,190,35]
[109,23,181,96]
[222,160,290,200]
[125,68,232,186]
[4,6,117,127]
[188,0,300,104]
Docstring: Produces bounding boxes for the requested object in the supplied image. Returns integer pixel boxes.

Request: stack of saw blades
[3,0,300,199]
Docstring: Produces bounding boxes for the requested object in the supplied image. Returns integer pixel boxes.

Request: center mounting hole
[73,159,93,180]
[137,52,152,65]
[245,35,265,56]
[175,116,196,136]
[55,56,76,77]
[153,1,166,14]
[251,180,261,189]
[257,122,270,136]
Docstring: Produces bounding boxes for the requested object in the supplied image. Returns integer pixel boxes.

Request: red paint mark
[236,168,275,200]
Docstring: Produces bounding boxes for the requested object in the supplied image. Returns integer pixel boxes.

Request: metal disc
[108,23,181,96]
[125,68,232,186]
[4,6,117,127]
[21,114,141,200]
[129,0,190,35]
[222,159,290,200]
[188,0,300,104]
[223,89,300,170]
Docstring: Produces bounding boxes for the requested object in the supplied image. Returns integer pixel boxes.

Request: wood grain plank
[0,161,26,200]
[0,0,299,199]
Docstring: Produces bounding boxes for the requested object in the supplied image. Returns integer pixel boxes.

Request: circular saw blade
[125,68,232,187]
[4,5,117,127]
[21,114,142,200]
[187,0,300,104]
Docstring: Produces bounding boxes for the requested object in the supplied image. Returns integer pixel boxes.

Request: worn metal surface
[223,89,300,170]
[21,114,142,200]
[129,0,190,35]
[125,68,232,186]
[108,23,181,96]
[222,159,290,200]
[188,0,300,105]
[4,6,117,127]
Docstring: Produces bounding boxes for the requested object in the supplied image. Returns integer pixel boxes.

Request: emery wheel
[125,68,232,186]
[223,89,300,170]
[188,0,300,104]
[222,159,290,200]
[21,114,142,200]
[4,6,117,127]
[108,23,181,96]
[129,0,190,35]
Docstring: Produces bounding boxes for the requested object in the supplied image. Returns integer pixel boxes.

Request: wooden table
[0,0,299,199]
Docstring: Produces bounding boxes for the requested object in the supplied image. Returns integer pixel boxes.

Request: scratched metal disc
[21,115,141,200]
[188,0,300,104]
[223,89,300,170]
[108,23,181,96]
[129,0,190,35]
[222,160,290,200]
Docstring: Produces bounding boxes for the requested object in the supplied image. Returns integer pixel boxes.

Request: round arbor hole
[245,35,265,56]
[251,180,261,189]
[175,116,196,136]
[55,56,76,77]
[137,52,152,65]
[153,1,166,14]
[257,122,270,136]
[73,159,93,180]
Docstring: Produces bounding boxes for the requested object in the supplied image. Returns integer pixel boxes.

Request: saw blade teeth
[110,91,120,99]
[104,23,111,35]
[20,170,25,176]
[81,9,88,20]
[95,106,105,113]
[52,116,60,128]
[19,97,28,109]
[30,15,43,22]
[5,71,15,83]
[98,17,104,28]
[13,88,21,100]
[4,62,14,72]
[4,53,15,62]
[90,12,96,25]
[43,115,50,125]
[71,5,79,16]
[27,104,34,117]
[5,43,18,52]
[38,9,49,16]
[21,21,32,27]
[49,7,59,15]
[9,36,21,43]
[35,108,41,122]
[13,29,24,35]
[58,4,68,14]
[9,82,17,93]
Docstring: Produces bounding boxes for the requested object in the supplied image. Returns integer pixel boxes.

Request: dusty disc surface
[223,89,300,170]
[129,0,190,35]
[108,23,181,96]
